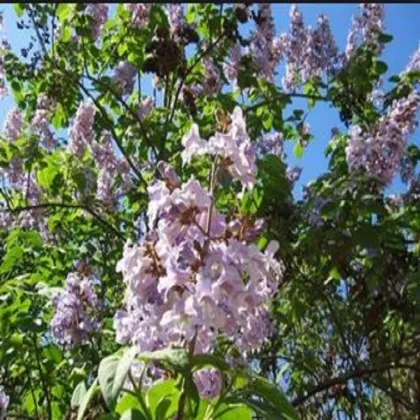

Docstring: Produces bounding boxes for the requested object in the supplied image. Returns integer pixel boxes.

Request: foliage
[0,3,420,419]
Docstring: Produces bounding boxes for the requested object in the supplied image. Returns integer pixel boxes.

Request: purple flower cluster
[1,109,26,195]
[403,44,420,76]
[346,91,420,184]
[165,4,184,39]
[51,269,101,347]
[287,166,302,189]
[113,61,137,96]
[32,94,56,150]
[91,132,132,206]
[256,132,284,158]
[87,3,108,41]
[17,176,47,234]
[114,181,281,352]
[223,43,242,88]
[193,368,222,400]
[0,57,7,99]
[249,5,286,82]
[345,4,385,60]
[68,101,133,205]
[1,106,54,236]
[114,110,282,387]
[3,108,24,142]
[0,14,8,99]
[181,107,257,191]
[283,6,339,91]
[68,100,96,158]
[124,3,151,29]
[138,96,154,121]
[203,57,222,96]
[0,386,9,420]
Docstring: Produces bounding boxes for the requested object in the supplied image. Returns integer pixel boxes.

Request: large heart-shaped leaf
[98,347,137,409]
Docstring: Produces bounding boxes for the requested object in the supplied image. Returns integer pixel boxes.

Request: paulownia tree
[0,3,420,419]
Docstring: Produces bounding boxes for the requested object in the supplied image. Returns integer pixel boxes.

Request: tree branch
[77,81,147,186]
[244,93,330,115]
[292,363,420,407]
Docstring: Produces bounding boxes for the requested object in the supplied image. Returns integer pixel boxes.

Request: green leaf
[37,161,60,189]
[115,348,138,397]
[77,379,100,420]
[378,33,393,43]
[190,354,229,373]
[375,61,388,76]
[184,374,200,418]
[52,103,66,130]
[71,381,87,409]
[155,397,173,420]
[213,404,253,420]
[146,379,179,419]
[293,142,303,159]
[98,347,137,409]
[121,409,148,420]
[389,74,400,83]
[56,4,73,22]
[0,245,23,273]
[13,4,24,17]
[258,154,291,205]
[247,377,298,420]
[116,393,143,415]
[139,348,189,374]
[60,26,73,43]
[262,112,273,131]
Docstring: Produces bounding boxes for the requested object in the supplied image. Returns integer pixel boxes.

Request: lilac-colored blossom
[32,95,56,150]
[223,43,242,88]
[308,196,331,227]
[138,96,154,120]
[113,61,136,95]
[0,386,8,420]
[249,4,282,82]
[346,91,420,184]
[182,107,257,190]
[283,7,339,91]
[193,368,222,400]
[124,3,151,28]
[87,3,108,41]
[51,270,101,347]
[181,124,208,165]
[203,58,222,96]
[402,43,420,76]
[68,100,96,158]
[90,132,132,205]
[345,4,385,60]
[165,4,184,39]
[157,161,181,189]
[0,26,9,98]
[257,132,284,158]
[3,108,24,141]
[114,164,282,364]
[287,166,302,188]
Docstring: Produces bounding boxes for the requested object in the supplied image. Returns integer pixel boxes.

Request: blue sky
[0,3,419,198]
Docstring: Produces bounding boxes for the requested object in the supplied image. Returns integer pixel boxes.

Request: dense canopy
[0,3,420,419]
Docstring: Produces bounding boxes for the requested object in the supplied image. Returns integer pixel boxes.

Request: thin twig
[244,93,330,115]
[77,81,147,186]
[32,333,52,420]
[292,362,420,407]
